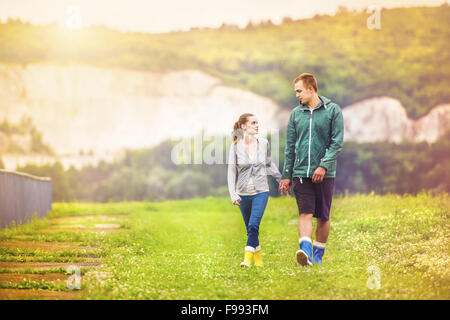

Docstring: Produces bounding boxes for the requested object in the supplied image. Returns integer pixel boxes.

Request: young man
[279,73,344,266]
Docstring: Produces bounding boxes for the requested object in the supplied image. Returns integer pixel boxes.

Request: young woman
[227,113,282,267]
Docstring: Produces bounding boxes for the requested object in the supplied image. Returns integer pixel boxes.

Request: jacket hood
[298,95,332,110]
[319,95,331,104]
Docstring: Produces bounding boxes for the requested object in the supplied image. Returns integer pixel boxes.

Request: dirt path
[0,241,98,251]
[0,261,103,270]
[0,214,122,300]
[0,273,70,284]
[0,288,82,300]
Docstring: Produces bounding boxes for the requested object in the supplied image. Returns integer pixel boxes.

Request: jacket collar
[299,95,330,111]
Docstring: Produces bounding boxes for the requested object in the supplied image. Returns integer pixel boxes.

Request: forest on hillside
[0,5,449,118]
[8,129,450,202]
[0,116,54,155]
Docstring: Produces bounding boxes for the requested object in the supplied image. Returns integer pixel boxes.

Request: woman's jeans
[238,191,269,248]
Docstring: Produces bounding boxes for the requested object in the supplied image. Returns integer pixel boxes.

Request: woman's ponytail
[232,113,254,144]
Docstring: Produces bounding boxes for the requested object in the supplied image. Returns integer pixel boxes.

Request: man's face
[294,80,314,105]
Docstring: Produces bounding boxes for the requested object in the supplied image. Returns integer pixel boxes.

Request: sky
[0,0,447,33]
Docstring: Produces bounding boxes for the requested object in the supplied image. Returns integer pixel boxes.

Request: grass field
[0,192,449,300]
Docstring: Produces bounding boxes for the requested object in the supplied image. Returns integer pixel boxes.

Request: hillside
[0,5,449,119]
[1,64,449,171]
[0,116,53,155]
[1,64,449,172]
[343,98,450,143]
[0,65,284,159]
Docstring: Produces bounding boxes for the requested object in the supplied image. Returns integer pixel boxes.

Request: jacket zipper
[302,99,327,178]
[307,110,313,177]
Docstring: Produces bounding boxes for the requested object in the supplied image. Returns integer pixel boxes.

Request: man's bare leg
[312,218,329,265]
[315,218,330,243]
[298,213,313,238]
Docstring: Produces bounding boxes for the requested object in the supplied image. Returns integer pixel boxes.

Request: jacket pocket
[325,160,336,174]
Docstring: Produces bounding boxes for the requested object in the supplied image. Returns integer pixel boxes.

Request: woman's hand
[233,199,241,206]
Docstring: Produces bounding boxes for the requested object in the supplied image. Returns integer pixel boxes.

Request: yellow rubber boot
[254,247,263,267]
[240,247,254,267]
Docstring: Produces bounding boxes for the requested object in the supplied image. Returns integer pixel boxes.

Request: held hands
[279,179,291,196]
[234,167,326,203]
[278,166,326,196]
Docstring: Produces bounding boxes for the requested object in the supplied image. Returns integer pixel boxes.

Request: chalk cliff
[0,63,448,169]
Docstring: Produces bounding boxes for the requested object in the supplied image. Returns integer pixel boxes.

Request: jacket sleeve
[265,140,282,184]
[227,144,241,203]
[319,104,344,171]
[281,111,296,180]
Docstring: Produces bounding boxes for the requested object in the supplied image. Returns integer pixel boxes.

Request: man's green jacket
[281,95,344,180]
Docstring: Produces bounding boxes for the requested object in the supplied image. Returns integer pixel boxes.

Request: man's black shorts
[292,177,335,221]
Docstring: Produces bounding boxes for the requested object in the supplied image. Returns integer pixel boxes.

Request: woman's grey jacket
[227,137,282,203]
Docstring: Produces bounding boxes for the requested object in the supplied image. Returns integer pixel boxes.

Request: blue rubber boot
[312,241,326,265]
[313,247,325,265]
[296,238,313,266]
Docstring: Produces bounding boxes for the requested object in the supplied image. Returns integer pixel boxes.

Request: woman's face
[242,116,259,135]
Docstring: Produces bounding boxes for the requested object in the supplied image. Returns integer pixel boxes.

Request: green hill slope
[1,5,449,118]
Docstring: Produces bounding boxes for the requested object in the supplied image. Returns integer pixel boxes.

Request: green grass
[0,247,103,258]
[0,193,448,299]
[0,267,91,275]
[0,280,70,291]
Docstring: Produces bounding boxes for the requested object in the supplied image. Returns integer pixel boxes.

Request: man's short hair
[293,73,318,92]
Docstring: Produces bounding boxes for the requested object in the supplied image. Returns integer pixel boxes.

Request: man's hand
[279,179,291,196]
[233,199,241,206]
[312,166,326,183]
